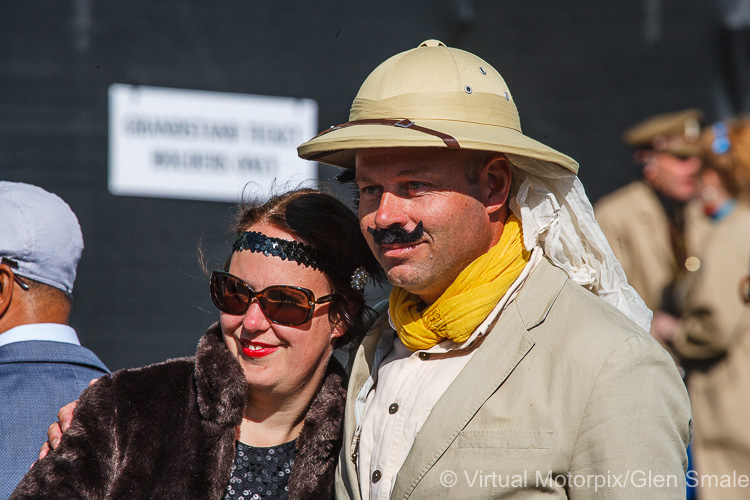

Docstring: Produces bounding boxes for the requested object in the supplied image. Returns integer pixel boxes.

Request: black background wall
[0,1,740,370]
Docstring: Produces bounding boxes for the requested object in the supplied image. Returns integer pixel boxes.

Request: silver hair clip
[350,266,369,291]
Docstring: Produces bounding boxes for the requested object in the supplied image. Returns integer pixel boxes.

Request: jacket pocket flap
[457,430,553,449]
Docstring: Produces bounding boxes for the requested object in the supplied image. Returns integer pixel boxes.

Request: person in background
[596,110,709,323]
[0,181,109,500]
[298,39,691,498]
[11,188,383,500]
[596,109,711,500]
[653,118,750,500]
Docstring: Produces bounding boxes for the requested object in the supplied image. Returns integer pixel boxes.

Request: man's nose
[374,192,409,228]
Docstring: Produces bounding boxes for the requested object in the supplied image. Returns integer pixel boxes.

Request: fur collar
[194,323,247,432]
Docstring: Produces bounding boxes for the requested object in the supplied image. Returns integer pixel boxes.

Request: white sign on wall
[108,84,318,202]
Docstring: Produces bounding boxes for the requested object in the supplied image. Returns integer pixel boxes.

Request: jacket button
[418,352,430,360]
[372,469,382,483]
[388,403,399,414]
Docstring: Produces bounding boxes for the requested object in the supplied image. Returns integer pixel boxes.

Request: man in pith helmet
[299,40,691,498]
[596,110,709,318]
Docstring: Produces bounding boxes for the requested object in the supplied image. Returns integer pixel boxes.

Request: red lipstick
[239,339,279,358]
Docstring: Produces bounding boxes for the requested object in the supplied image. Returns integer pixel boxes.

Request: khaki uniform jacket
[671,203,750,500]
[595,181,707,312]
[336,258,692,499]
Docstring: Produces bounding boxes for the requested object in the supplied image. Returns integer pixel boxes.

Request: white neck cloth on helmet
[506,154,653,333]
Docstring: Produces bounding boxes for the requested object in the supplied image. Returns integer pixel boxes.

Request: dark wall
[0,0,729,370]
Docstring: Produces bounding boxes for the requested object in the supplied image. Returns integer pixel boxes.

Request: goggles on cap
[1,257,30,291]
[210,270,335,326]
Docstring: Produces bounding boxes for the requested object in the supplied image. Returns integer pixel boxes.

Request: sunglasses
[209,270,335,326]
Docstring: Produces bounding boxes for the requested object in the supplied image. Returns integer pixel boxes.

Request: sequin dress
[223,440,296,500]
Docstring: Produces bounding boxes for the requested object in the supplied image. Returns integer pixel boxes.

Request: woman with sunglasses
[11,188,383,500]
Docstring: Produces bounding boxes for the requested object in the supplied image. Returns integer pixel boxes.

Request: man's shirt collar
[0,323,81,349]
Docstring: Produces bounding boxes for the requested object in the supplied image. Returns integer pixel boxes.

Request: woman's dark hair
[229,188,384,347]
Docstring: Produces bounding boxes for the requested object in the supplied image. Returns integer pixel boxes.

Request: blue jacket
[0,340,108,499]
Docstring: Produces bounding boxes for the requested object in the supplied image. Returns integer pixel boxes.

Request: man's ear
[0,265,15,317]
[479,153,512,215]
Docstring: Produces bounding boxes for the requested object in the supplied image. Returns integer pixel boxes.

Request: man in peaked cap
[0,182,108,498]
[595,110,709,318]
[299,40,691,498]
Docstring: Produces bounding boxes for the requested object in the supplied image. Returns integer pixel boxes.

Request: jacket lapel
[390,258,567,499]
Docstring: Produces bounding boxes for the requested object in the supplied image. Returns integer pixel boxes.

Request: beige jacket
[337,258,692,499]
[671,203,750,500]
[595,181,707,312]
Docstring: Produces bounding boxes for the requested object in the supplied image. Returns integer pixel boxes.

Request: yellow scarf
[390,215,529,351]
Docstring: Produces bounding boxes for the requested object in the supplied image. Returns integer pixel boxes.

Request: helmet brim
[298,119,579,174]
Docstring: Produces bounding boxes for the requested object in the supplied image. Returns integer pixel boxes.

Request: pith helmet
[623,109,706,157]
[298,40,578,174]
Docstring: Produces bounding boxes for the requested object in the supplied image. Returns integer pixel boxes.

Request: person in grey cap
[0,181,108,499]
[595,109,710,320]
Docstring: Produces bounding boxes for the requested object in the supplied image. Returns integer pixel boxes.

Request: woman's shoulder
[709,202,750,247]
[111,356,195,381]
[90,357,197,408]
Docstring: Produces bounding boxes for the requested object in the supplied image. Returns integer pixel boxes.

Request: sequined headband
[232,231,369,291]
[233,231,325,271]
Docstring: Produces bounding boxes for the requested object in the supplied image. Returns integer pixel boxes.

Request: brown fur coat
[10,323,347,500]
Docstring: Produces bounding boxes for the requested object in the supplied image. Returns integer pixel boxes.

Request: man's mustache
[367,221,424,245]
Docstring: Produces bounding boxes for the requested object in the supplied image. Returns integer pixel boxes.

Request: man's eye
[406,181,424,190]
[360,185,379,196]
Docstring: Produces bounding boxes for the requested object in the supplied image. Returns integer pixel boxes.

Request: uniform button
[372,469,382,483]
[685,256,701,272]
[418,352,430,360]
[388,403,399,414]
